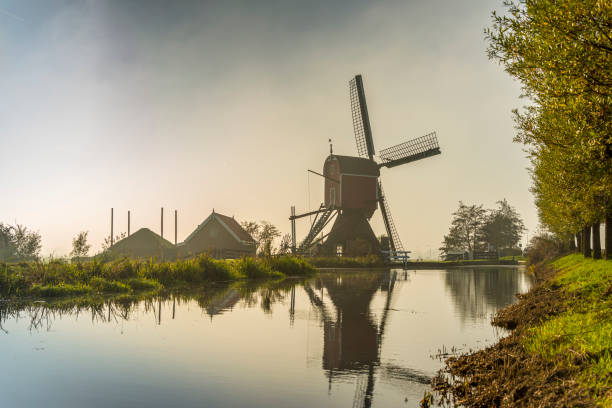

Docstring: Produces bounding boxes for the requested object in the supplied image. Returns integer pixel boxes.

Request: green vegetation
[486,0,611,258]
[522,255,612,404]
[440,200,525,258]
[0,255,316,300]
[308,255,385,268]
[524,254,612,403]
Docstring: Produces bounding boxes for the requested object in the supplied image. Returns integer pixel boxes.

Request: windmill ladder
[300,206,335,250]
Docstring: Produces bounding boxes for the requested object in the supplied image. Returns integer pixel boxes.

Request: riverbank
[0,255,315,299]
[435,254,612,406]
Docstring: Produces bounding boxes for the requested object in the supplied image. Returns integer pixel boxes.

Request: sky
[0,0,537,258]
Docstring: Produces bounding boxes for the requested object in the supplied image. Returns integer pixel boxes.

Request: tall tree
[440,202,487,254]
[482,199,526,250]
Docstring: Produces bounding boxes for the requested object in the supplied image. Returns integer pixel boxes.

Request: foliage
[485,0,612,241]
[0,254,316,299]
[70,231,91,261]
[441,200,526,255]
[440,202,487,254]
[482,199,526,250]
[0,223,42,261]
[308,255,384,268]
[265,256,316,275]
[526,232,567,265]
[277,233,292,255]
[240,220,281,256]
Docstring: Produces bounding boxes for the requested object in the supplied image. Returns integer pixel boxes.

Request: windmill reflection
[304,270,427,408]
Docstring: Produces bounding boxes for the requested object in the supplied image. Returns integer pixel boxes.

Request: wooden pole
[111,208,114,246]
[174,210,177,246]
[592,222,602,259]
[128,210,131,237]
[291,206,296,253]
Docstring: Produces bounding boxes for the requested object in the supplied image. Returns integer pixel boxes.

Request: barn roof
[329,155,380,177]
[184,211,255,245]
[107,228,173,258]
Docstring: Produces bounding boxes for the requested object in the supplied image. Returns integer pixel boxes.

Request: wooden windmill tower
[290,75,441,256]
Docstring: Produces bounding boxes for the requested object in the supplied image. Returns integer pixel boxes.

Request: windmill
[290,74,441,256]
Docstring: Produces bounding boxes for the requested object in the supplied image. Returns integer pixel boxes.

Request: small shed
[178,211,256,259]
[107,228,174,260]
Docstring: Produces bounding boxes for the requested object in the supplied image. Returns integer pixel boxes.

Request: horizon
[0,0,536,258]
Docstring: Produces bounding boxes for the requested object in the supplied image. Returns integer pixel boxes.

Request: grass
[523,254,612,405]
[308,255,385,268]
[0,255,317,299]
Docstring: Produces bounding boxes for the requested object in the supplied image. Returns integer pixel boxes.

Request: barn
[107,228,174,260]
[177,211,256,259]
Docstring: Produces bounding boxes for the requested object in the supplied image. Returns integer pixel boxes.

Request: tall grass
[0,254,316,299]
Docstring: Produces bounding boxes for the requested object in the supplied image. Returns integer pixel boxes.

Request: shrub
[235,257,282,279]
[266,256,315,275]
[125,277,161,292]
[30,283,89,297]
[89,277,130,293]
[527,233,566,265]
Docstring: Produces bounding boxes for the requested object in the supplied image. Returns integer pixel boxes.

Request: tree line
[486,0,611,259]
[440,199,525,256]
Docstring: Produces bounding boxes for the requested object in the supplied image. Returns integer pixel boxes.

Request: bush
[125,277,161,292]
[89,277,130,293]
[527,233,566,265]
[266,256,316,275]
[235,257,282,279]
[30,283,89,297]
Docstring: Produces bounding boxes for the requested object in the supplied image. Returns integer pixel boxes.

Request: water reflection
[443,267,533,323]
[0,267,532,408]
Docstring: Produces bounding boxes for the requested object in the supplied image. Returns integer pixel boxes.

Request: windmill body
[291,75,441,256]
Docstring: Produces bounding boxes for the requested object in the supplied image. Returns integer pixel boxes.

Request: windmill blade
[378,181,403,252]
[378,131,440,168]
[349,75,375,159]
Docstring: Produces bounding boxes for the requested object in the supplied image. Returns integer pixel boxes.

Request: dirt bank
[433,255,611,407]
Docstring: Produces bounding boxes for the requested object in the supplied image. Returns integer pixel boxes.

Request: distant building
[107,228,174,260]
[444,250,467,261]
[177,211,256,259]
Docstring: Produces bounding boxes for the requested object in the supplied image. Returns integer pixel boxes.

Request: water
[0,267,533,407]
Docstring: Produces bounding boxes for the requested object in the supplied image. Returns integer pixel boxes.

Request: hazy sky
[0,0,536,258]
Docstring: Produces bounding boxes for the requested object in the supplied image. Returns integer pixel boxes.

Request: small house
[178,211,256,259]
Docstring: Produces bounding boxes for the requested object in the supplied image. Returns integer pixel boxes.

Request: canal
[0,267,533,407]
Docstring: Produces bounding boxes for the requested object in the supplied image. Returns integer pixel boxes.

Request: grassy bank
[0,255,316,299]
[437,254,611,406]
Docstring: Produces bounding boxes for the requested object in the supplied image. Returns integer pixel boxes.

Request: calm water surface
[1,267,533,407]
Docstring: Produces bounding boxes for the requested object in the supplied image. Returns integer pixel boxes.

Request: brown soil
[433,263,598,407]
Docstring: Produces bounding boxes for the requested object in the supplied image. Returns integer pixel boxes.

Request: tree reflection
[443,267,533,323]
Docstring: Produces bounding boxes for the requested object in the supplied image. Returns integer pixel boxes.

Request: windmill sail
[378,181,403,252]
[378,132,440,168]
[349,75,375,159]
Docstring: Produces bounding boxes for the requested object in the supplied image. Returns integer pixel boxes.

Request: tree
[71,231,91,261]
[482,199,526,250]
[277,234,292,255]
[486,0,612,257]
[440,202,487,255]
[240,220,281,257]
[257,221,280,257]
[0,223,42,261]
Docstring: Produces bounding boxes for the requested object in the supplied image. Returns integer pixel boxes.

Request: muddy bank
[434,258,609,407]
